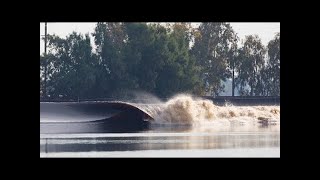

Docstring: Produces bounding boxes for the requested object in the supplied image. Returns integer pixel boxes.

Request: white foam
[151,94,280,126]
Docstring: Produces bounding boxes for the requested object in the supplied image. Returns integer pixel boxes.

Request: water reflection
[40,125,280,153]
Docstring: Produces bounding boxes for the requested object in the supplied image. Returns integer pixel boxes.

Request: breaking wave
[151,94,280,126]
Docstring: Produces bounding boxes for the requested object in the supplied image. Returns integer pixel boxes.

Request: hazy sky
[40,22,280,54]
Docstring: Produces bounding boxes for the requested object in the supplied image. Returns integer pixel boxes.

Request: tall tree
[226,32,239,96]
[123,23,161,92]
[155,23,200,97]
[191,23,237,96]
[41,22,277,100]
[236,35,266,96]
[92,22,129,97]
[266,32,280,96]
[40,55,45,97]
[45,32,97,99]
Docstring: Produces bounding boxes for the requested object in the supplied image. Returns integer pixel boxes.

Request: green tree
[45,32,97,99]
[236,35,266,96]
[226,32,239,96]
[92,22,132,97]
[266,32,280,96]
[191,23,238,96]
[155,23,200,97]
[41,22,271,100]
[123,23,161,92]
[40,55,45,97]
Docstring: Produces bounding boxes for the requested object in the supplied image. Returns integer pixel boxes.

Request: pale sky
[40,22,280,54]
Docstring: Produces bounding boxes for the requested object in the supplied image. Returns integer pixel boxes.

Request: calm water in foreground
[40,124,280,157]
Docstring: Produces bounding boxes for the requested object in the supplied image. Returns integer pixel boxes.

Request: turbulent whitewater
[143,94,280,126]
[40,94,280,127]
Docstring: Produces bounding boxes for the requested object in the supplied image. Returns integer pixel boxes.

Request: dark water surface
[40,124,280,157]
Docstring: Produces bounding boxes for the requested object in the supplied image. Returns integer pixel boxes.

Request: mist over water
[123,91,163,104]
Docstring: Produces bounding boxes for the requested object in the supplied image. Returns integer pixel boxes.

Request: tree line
[40,22,280,100]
